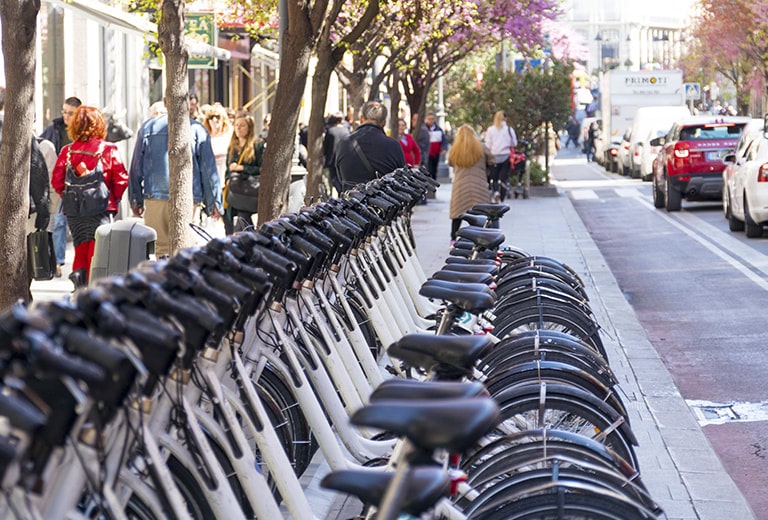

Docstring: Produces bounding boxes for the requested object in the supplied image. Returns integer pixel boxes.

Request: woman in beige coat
[447,124,494,241]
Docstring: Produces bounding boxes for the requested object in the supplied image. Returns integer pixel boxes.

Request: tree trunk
[388,67,402,135]
[159,0,194,254]
[0,0,39,311]
[305,45,336,202]
[257,2,313,224]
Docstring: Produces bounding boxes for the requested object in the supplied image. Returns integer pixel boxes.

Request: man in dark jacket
[334,101,405,190]
[323,113,349,194]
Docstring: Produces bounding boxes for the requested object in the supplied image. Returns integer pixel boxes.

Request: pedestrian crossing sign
[685,83,701,101]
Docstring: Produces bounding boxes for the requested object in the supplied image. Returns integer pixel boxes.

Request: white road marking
[687,399,768,426]
[570,189,599,200]
[615,188,643,198]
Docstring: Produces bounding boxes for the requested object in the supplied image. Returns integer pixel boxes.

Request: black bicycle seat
[419,280,496,313]
[351,397,499,453]
[321,467,450,516]
[456,227,505,250]
[388,334,493,375]
[430,270,494,286]
[470,204,510,220]
[370,380,487,402]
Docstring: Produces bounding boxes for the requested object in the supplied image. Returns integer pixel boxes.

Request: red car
[651,116,750,211]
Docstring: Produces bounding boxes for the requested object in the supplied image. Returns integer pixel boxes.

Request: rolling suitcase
[89,220,157,281]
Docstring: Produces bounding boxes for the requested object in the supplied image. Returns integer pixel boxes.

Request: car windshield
[679,124,745,141]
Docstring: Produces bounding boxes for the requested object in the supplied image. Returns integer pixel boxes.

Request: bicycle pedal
[385,365,399,376]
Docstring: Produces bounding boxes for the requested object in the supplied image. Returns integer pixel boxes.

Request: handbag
[225,147,260,213]
[61,143,110,217]
[27,230,57,281]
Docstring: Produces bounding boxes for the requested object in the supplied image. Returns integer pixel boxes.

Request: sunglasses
[209,115,221,121]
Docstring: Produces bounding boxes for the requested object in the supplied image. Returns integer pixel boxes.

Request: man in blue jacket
[129,108,221,257]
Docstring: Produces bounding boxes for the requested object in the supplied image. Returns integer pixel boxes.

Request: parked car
[617,128,632,175]
[629,105,691,180]
[651,116,751,211]
[722,118,768,237]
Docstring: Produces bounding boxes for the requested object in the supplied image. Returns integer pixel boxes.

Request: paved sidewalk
[405,156,755,520]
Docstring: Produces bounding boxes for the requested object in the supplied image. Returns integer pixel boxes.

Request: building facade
[560,0,694,74]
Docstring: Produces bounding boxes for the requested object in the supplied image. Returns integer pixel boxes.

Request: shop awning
[46,0,231,61]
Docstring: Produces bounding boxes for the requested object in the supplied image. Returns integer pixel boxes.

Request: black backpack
[61,144,110,217]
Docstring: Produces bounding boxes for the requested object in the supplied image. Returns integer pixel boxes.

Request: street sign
[685,83,701,101]
[187,13,217,69]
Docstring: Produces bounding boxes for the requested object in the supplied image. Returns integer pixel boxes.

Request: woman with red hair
[51,105,128,289]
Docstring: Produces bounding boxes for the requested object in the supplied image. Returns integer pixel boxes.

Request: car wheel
[723,188,730,219]
[652,178,664,208]
[728,202,745,232]
[665,176,682,212]
[744,197,762,238]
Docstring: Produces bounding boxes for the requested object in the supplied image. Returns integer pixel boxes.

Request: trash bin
[90,220,156,281]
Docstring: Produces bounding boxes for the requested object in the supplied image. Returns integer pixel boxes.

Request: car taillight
[674,143,689,158]
[758,164,768,182]
[610,149,618,157]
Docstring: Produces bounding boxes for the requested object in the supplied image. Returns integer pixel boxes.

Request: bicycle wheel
[469,486,657,520]
[250,363,313,474]
[165,455,217,519]
[482,363,627,420]
[493,308,605,358]
[479,330,611,374]
[491,383,638,469]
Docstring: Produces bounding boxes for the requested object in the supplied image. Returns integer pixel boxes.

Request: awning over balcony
[46,0,231,61]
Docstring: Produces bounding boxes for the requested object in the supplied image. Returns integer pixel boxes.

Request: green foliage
[445,56,574,144]
[528,159,548,185]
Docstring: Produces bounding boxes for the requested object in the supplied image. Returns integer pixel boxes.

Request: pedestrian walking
[424,111,448,179]
[41,96,81,277]
[224,111,265,234]
[50,106,128,289]
[323,113,349,195]
[396,118,421,166]
[485,110,518,202]
[447,124,493,241]
[129,107,221,257]
[334,101,405,190]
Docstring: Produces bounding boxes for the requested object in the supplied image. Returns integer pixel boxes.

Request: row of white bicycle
[0,166,665,518]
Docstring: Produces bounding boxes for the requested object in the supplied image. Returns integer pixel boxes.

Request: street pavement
[30,148,756,519]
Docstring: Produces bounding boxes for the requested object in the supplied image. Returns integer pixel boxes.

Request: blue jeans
[53,204,67,265]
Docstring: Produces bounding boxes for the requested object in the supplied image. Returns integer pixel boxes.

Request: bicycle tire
[461,432,640,488]
[469,484,657,520]
[491,383,638,469]
[480,330,611,373]
[500,256,585,287]
[478,345,615,389]
[166,455,218,520]
[251,363,313,474]
[493,309,605,358]
[494,298,596,328]
[482,362,628,420]
[495,273,588,302]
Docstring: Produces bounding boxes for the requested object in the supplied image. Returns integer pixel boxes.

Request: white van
[628,106,691,179]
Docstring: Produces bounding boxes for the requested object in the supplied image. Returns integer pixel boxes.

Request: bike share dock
[30,152,754,520]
